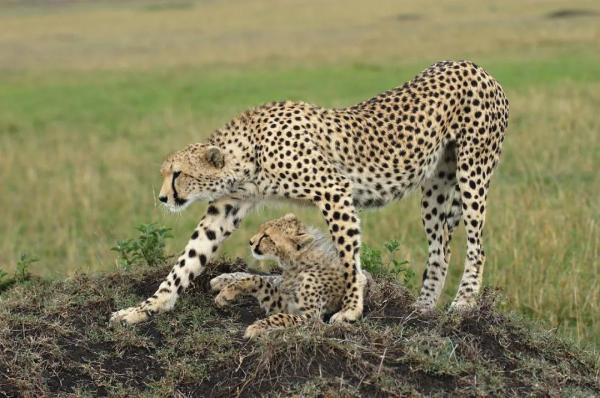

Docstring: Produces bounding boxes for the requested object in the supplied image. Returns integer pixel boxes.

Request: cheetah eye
[257,234,270,246]
[173,171,181,178]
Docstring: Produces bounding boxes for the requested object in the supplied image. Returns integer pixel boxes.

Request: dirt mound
[0,260,598,397]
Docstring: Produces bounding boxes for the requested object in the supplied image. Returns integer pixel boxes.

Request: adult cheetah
[209,213,369,338]
[110,60,509,326]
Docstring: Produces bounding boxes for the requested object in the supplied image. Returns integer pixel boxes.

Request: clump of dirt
[0,259,598,397]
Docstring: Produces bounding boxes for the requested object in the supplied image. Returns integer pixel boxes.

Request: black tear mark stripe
[255,234,269,248]
[172,171,187,205]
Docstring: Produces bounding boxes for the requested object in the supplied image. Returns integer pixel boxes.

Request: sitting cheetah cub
[210,213,369,338]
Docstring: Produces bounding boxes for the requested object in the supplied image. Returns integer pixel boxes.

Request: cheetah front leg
[212,275,283,314]
[244,313,313,338]
[210,272,282,292]
[313,186,364,323]
[110,197,254,325]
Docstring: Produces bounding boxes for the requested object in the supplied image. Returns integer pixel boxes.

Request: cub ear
[282,213,298,222]
[294,233,314,250]
[206,146,224,168]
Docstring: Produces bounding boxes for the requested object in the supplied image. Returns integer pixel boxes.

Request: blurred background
[0,0,598,347]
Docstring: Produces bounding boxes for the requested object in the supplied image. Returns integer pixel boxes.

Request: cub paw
[210,275,231,292]
[244,324,267,339]
[214,288,238,308]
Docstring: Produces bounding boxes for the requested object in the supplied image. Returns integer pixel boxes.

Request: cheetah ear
[294,233,314,250]
[282,213,298,222]
[206,146,224,169]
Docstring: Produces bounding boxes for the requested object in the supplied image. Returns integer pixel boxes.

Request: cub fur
[210,214,369,338]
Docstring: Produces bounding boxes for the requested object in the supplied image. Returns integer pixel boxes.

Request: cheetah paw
[209,275,230,292]
[413,298,435,314]
[109,306,149,326]
[329,308,361,324]
[214,290,237,308]
[448,298,476,313]
[244,324,267,339]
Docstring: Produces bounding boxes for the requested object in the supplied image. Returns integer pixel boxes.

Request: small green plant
[0,269,10,292]
[112,223,173,270]
[361,240,416,290]
[0,253,38,294]
[15,253,37,283]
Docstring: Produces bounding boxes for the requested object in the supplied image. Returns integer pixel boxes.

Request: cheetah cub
[210,213,369,338]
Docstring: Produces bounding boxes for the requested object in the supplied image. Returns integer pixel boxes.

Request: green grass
[0,0,598,352]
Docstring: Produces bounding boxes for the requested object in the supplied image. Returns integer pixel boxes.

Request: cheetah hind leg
[415,144,461,312]
[450,138,500,311]
[449,175,490,311]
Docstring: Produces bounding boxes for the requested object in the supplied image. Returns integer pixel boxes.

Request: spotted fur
[210,214,369,338]
[110,60,509,326]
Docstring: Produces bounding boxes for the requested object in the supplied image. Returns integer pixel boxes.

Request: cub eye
[257,234,270,246]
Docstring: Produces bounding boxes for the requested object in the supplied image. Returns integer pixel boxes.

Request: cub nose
[158,196,168,203]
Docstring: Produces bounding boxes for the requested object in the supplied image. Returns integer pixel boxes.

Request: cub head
[249,214,314,266]
[158,143,229,212]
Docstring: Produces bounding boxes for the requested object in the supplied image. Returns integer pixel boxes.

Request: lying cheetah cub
[210,213,369,338]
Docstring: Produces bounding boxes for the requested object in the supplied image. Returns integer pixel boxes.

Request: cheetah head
[158,143,231,212]
[249,213,314,268]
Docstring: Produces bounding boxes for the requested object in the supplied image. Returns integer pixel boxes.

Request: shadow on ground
[0,260,598,397]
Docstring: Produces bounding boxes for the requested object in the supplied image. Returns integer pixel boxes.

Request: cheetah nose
[158,196,168,203]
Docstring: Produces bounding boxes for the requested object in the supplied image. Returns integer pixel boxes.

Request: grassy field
[0,0,599,350]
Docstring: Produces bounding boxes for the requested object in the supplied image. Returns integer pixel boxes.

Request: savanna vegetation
[0,1,598,394]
